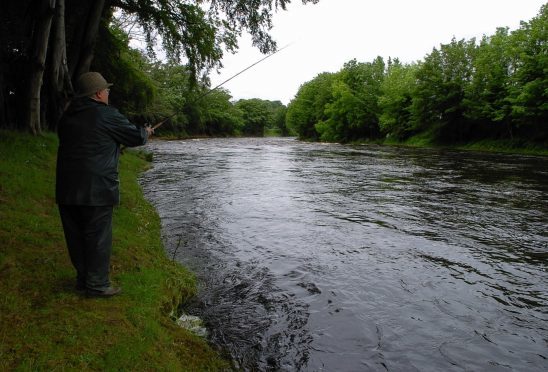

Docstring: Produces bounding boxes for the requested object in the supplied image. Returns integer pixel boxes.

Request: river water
[140,138,547,371]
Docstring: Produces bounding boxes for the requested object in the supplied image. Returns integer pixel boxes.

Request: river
[140,137,547,371]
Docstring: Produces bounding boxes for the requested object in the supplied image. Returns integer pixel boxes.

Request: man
[56,72,154,298]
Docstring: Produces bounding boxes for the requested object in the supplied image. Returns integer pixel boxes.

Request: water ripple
[140,138,548,371]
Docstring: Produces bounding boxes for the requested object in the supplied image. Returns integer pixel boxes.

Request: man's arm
[100,107,151,147]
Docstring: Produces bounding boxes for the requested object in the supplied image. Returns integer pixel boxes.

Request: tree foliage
[286,72,336,140]
[506,7,548,140]
[286,4,547,145]
[0,0,318,133]
[316,58,384,142]
[464,28,513,138]
[92,20,157,119]
[412,38,477,142]
[235,98,287,136]
[379,59,417,140]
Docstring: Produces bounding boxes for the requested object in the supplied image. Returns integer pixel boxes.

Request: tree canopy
[0,0,318,134]
[286,4,547,145]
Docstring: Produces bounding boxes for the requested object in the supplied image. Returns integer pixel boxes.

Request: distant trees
[378,59,417,140]
[412,38,477,142]
[464,28,513,139]
[234,99,288,136]
[315,58,384,142]
[505,8,548,141]
[3,0,543,145]
[92,23,290,138]
[234,99,270,136]
[117,58,286,137]
[287,4,547,145]
[285,72,336,140]
[0,0,318,134]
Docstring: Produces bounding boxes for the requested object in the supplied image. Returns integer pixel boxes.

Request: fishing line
[151,42,294,130]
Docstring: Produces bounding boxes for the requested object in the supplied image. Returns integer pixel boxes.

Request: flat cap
[75,72,113,97]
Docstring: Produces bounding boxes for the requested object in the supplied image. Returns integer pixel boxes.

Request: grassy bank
[380,133,548,156]
[454,139,548,156]
[0,130,228,370]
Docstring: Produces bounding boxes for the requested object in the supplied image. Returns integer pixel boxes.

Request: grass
[0,130,229,371]
[455,138,548,156]
[377,132,548,156]
[263,128,283,137]
[399,132,436,148]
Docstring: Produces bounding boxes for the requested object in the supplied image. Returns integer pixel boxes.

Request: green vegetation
[91,27,291,138]
[0,130,229,370]
[1,0,314,136]
[286,4,547,152]
[87,20,292,138]
[455,139,548,156]
[235,99,289,137]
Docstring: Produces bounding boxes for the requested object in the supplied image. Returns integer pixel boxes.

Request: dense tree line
[94,33,289,137]
[0,0,317,135]
[94,25,289,137]
[287,4,547,145]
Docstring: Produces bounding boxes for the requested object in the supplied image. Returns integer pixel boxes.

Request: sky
[208,0,546,105]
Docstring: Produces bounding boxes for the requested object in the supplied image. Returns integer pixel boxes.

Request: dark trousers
[58,205,113,291]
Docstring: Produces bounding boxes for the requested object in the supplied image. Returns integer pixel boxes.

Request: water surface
[140,138,547,371]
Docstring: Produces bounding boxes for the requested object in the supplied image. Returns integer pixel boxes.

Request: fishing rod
[150,43,293,131]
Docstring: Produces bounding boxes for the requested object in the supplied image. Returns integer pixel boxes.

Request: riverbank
[0,130,228,370]
[371,134,548,156]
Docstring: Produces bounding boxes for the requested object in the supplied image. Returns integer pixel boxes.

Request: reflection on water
[140,138,548,371]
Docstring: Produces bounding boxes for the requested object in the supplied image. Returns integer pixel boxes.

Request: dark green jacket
[56,97,148,206]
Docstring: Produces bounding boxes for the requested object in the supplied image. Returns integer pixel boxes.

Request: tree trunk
[72,0,106,79]
[47,0,72,130]
[26,0,56,135]
[0,63,7,128]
